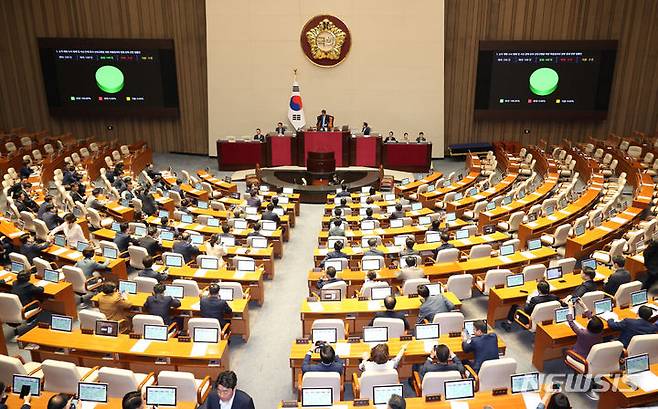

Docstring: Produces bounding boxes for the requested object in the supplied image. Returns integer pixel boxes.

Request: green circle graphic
[529,67,559,96]
[95,65,124,93]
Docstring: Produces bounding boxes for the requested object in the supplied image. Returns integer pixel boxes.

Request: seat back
[483,269,512,295]
[128,246,149,269]
[432,312,465,335]
[550,257,576,274]
[0,354,29,385]
[522,264,546,282]
[157,371,199,403]
[446,274,473,300]
[436,248,459,263]
[302,372,341,402]
[98,367,139,398]
[614,281,643,307]
[61,265,86,294]
[586,341,624,375]
[478,358,517,391]
[134,276,158,293]
[10,252,32,271]
[19,211,35,232]
[79,309,107,331]
[507,211,525,231]
[188,317,221,335]
[421,370,462,396]
[218,282,245,299]
[577,291,606,315]
[42,360,83,394]
[322,281,348,300]
[360,281,390,299]
[132,314,165,335]
[627,334,658,363]
[372,317,406,339]
[172,279,200,297]
[469,244,492,259]
[311,319,346,340]
[357,370,399,399]
[529,301,562,332]
[33,220,50,241]
[553,224,572,246]
[402,278,431,296]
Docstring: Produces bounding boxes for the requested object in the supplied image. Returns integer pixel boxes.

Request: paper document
[334,342,351,357]
[316,249,328,256]
[599,226,614,232]
[449,401,470,409]
[627,372,658,392]
[233,270,247,279]
[177,223,190,229]
[194,269,207,278]
[130,339,152,353]
[522,392,542,409]
[520,251,535,259]
[307,302,324,312]
[611,216,628,224]
[499,256,513,263]
[547,215,558,221]
[35,280,49,288]
[424,339,438,353]
[80,402,99,409]
[368,300,383,311]
[236,248,247,255]
[51,247,68,256]
[190,343,209,357]
[598,311,618,321]
[69,251,82,259]
[459,239,472,246]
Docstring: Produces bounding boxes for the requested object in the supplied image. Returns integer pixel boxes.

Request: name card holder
[81,328,94,335]
[425,394,442,402]
[178,336,191,343]
[400,335,413,341]
[449,332,461,338]
[296,338,310,344]
[129,333,141,339]
[348,336,361,343]
[353,399,370,406]
[408,293,419,298]
[281,401,299,408]
[38,322,50,329]
[492,387,508,396]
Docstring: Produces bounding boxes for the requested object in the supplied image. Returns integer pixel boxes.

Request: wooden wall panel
[0,0,207,154]
[445,0,658,149]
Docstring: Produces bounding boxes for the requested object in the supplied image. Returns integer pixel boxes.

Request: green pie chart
[529,67,559,96]
[95,65,124,93]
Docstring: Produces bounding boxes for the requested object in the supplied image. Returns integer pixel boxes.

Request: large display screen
[38,38,179,117]
[474,40,617,119]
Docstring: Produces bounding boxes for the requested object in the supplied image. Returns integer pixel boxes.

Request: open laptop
[193,327,219,343]
[95,320,119,337]
[362,258,381,271]
[251,236,268,249]
[426,283,442,296]
[219,287,234,301]
[546,266,563,280]
[102,246,118,260]
[554,307,570,324]
[527,239,541,251]
[118,280,137,294]
[301,387,333,408]
[506,274,525,288]
[363,326,388,343]
[445,212,456,222]
[455,229,469,240]
[324,259,344,272]
[581,258,597,271]
[164,285,184,299]
[12,375,41,396]
[499,244,515,256]
[145,386,177,407]
[237,259,256,272]
[444,379,475,401]
[199,257,219,270]
[373,384,403,405]
[320,288,341,301]
[43,269,60,283]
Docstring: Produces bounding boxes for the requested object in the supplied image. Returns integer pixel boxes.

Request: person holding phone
[565,298,603,357]
[536,390,571,408]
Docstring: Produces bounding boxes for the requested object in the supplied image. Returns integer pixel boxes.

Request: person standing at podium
[384,131,397,143]
[275,122,286,135]
[253,128,265,142]
[362,122,371,135]
[316,109,334,131]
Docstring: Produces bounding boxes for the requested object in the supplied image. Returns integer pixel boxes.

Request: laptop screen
[312,328,337,344]
[418,216,431,225]
[510,372,540,394]
[44,269,60,283]
[145,386,177,407]
[190,234,204,245]
[134,226,147,237]
[499,244,514,256]
[426,283,442,296]
[159,230,174,241]
[426,232,441,243]
[111,222,121,233]
[207,218,220,227]
[95,320,119,337]
[273,208,285,216]
[581,258,597,271]
[506,274,525,288]
[245,206,258,215]
[118,280,137,294]
[463,319,486,337]
[324,259,343,272]
[546,266,563,280]
[301,387,333,408]
[427,184,436,192]
[164,254,183,267]
[180,214,194,224]
[164,285,184,299]
[575,223,586,236]
[446,212,456,222]
[251,236,268,249]
[468,188,478,197]
[193,327,219,343]
[220,236,236,247]
[237,259,255,272]
[51,314,72,332]
[200,257,219,270]
[219,288,234,301]
[502,196,513,205]
[361,220,375,231]
[455,229,469,240]
[320,289,341,301]
[631,290,648,307]
[554,307,570,324]
[444,379,475,400]
[411,202,422,211]
[626,353,650,375]
[283,187,294,194]
[486,202,496,211]
[144,324,168,341]
[370,286,392,300]
[103,247,118,259]
[197,201,208,209]
[363,326,388,343]
[454,192,463,201]
[54,234,67,247]
[389,219,404,228]
[261,220,277,231]
[527,239,541,251]
[13,375,41,396]
[415,323,439,340]
[158,210,170,218]
[594,299,613,315]
[393,235,407,246]
[400,178,410,185]
[78,382,108,403]
[545,206,554,215]
[373,384,404,405]
[76,241,88,252]
[362,258,381,271]
[233,219,248,230]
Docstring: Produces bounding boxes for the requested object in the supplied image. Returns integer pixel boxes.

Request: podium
[266,134,297,166]
[382,142,432,172]
[216,139,266,171]
[350,134,381,167]
[297,130,350,167]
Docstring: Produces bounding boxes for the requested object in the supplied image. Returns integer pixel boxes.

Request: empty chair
[445,274,473,300]
[432,312,465,335]
[134,276,158,293]
[613,281,643,307]
[42,360,96,394]
[111,150,122,162]
[172,279,201,297]
[627,146,642,159]
[218,281,246,299]
[321,280,348,300]
[522,264,546,282]
[61,265,99,296]
[515,301,562,332]
[33,257,55,278]
[78,309,107,331]
[475,269,512,295]
[435,248,459,263]
[359,280,390,299]
[33,219,50,242]
[299,372,342,402]
[627,334,658,363]
[120,145,131,157]
[0,354,43,385]
[128,245,149,269]
[565,341,624,399]
[20,211,36,232]
[468,244,492,259]
[188,317,225,337]
[98,367,155,398]
[463,201,487,221]
[402,278,431,296]
[469,358,517,391]
[158,371,211,404]
[311,319,347,340]
[592,239,626,265]
[540,224,571,247]
[372,317,406,339]
[549,257,577,274]
[132,314,165,335]
[497,211,524,233]
[352,369,399,399]
[577,291,606,315]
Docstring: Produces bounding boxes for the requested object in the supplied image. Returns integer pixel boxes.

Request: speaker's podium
[297,130,350,167]
[306,151,335,185]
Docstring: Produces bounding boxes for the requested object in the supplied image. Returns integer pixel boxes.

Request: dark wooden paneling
[0,0,207,154]
[445,0,658,150]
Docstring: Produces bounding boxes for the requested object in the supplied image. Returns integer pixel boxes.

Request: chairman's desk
[18,327,229,379]
[289,332,502,388]
[5,392,196,409]
[599,363,658,408]
[486,266,612,326]
[91,292,252,341]
[312,232,510,270]
[394,172,444,198]
[533,301,657,371]
[299,294,462,338]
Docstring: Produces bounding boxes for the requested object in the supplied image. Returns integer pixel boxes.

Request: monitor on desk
[444,379,475,401]
[581,258,597,271]
[195,183,203,190]
[245,206,258,215]
[393,235,407,247]
[463,319,486,337]
[527,212,538,222]
[373,384,403,405]
[426,231,441,243]
[259,185,269,192]
[190,234,204,245]
[626,353,650,375]
[261,220,277,231]
[193,327,219,343]
[237,259,255,272]
[119,280,137,294]
[44,269,60,283]
[164,254,183,267]
[455,229,470,240]
[78,382,108,403]
[400,178,410,185]
[12,375,41,396]
[370,286,392,300]
[181,214,193,224]
[312,328,337,344]
[273,207,285,216]
[145,386,177,407]
[324,259,343,272]
[411,202,422,211]
[200,257,219,270]
[120,199,130,207]
[483,224,496,235]
[443,180,452,187]
[158,210,170,219]
[283,187,294,195]
[468,187,478,197]
[446,212,456,222]
[144,324,168,341]
[164,285,184,299]
[502,196,513,206]
[362,258,381,271]
[517,189,525,199]
[75,241,88,252]
[554,307,570,324]
[527,239,541,251]
[631,290,648,307]
[499,244,514,256]
[111,222,121,233]
[575,223,586,236]
[103,246,118,260]
[486,202,496,211]
[363,326,388,343]
[11,261,25,273]
[361,220,375,231]
[54,234,67,247]
[545,205,555,216]
[594,298,613,315]
[51,314,73,332]
[277,196,289,206]
[418,216,431,225]
[301,387,333,408]
[95,320,119,337]
[159,230,175,241]
[386,205,396,214]
[220,236,236,247]
[320,288,341,301]
[592,215,602,227]
[506,274,525,288]
[511,372,540,394]
[134,226,147,237]
[454,192,463,201]
[426,283,443,296]
[546,266,563,280]
[415,323,439,340]
[427,184,436,192]
[207,218,220,227]
[197,200,208,209]
[219,287,234,301]
[389,218,404,228]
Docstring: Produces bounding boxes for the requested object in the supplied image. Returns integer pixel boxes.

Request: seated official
[361,122,371,135]
[10,271,44,307]
[37,195,54,219]
[565,298,603,357]
[316,109,333,131]
[359,343,408,372]
[417,284,455,323]
[247,223,264,238]
[563,267,598,301]
[261,203,280,224]
[114,223,138,253]
[328,219,345,237]
[428,220,441,232]
[364,238,384,257]
[144,283,181,325]
[607,305,658,347]
[75,247,109,278]
[69,183,86,204]
[331,207,347,223]
[41,203,63,230]
[362,207,375,221]
[15,191,39,213]
[603,255,631,295]
[62,165,82,185]
[137,225,163,256]
[384,131,397,143]
[275,122,286,135]
[246,189,261,208]
[316,266,344,289]
[397,256,424,281]
[319,241,348,268]
[402,132,410,142]
[432,231,455,259]
[85,188,104,211]
[19,233,50,264]
[205,234,227,262]
[138,256,167,282]
[336,184,351,198]
[368,295,410,330]
[121,391,145,409]
[400,238,418,257]
[302,343,344,374]
[416,132,427,143]
[140,189,158,216]
[220,223,235,240]
[502,280,563,331]
[206,371,255,409]
[390,203,405,219]
[200,283,233,328]
[537,391,571,409]
[387,395,406,409]
[19,159,33,179]
[461,320,498,373]
[97,282,133,324]
[49,213,86,247]
[417,344,465,380]
[172,232,201,263]
[253,128,265,142]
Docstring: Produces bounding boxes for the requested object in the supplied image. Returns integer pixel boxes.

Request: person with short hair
[566,298,603,356]
[114,223,137,253]
[253,128,265,142]
[69,183,85,204]
[137,225,163,256]
[247,223,264,238]
[317,266,343,289]
[603,255,631,295]
[173,232,201,263]
[537,391,571,409]
[328,219,345,237]
[85,187,105,211]
[391,203,405,219]
[41,203,64,230]
[384,131,397,143]
[461,319,499,373]
[417,284,455,323]
[144,283,181,325]
[433,231,455,259]
[302,343,344,374]
[336,184,351,198]
[19,233,50,264]
[121,391,145,409]
[359,342,408,372]
[275,122,286,135]
[400,237,418,257]
[316,109,333,131]
[97,282,133,323]
[387,394,406,409]
[565,266,598,300]
[362,122,371,135]
[364,238,384,257]
[368,295,410,330]
[319,240,347,268]
[137,256,167,282]
[502,280,563,332]
[607,305,658,347]
[76,247,109,278]
[418,343,465,379]
[397,256,424,281]
[11,270,44,306]
[363,207,375,221]
[206,371,255,409]
[200,283,233,328]
[45,393,76,409]
[261,203,280,224]
[416,132,427,143]
[49,213,86,248]
[246,189,261,208]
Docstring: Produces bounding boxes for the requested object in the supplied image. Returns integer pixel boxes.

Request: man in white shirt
[49,213,86,247]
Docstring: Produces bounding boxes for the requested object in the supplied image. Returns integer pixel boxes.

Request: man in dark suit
[316,266,343,290]
[362,122,371,135]
[336,184,350,198]
[138,226,163,256]
[604,255,631,296]
[19,234,50,264]
[275,122,286,135]
[261,203,280,224]
[384,131,397,143]
[86,188,105,211]
[206,371,255,409]
[368,296,410,330]
[37,195,53,219]
[245,189,261,208]
[11,271,44,306]
[433,231,455,259]
[19,159,33,179]
[565,267,598,300]
[418,344,466,380]
[15,192,39,213]
[316,109,334,131]
[144,283,181,325]
[69,183,85,204]
[41,203,64,230]
[461,320,499,373]
[62,165,81,185]
[138,256,168,282]
[172,232,201,263]
[200,283,233,328]
[113,223,136,253]
[302,343,344,374]
[390,203,405,219]
[319,241,348,268]
[502,280,563,331]
[253,128,265,142]
[140,190,158,216]
[416,132,427,142]
[607,305,658,347]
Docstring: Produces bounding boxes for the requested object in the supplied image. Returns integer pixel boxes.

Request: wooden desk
[103,201,135,222]
[0,217,26,246]
[299,293,461,337]
[394,172,444,197]
[5,391,197,409]
[625,253,645,279]
[196,169,237,194]
[189,206,291,239]
[163,176,209,201]
[18,327,229,379]
[0,269,77,318]
[419,155,481,208]
[320,208,433,229]
[316,219,469,245]
[599,363,658,408]
[43,244,128,280]
[446,163,519,217]
[289,334,504,388]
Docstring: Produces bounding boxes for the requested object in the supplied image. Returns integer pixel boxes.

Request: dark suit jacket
[138,268,167,282]
[302,352,344,374]
[11,281,45,306]
[20,242,50,263]
[362,126,371,135]
[113,232,134,252]
[261,211,280,224]
[607,317,658,347]
[142,193,158,216]
[369,310,410,330]
[523,294,562,315]
[70,191,85,204]
[419,355,465,379]
[200,296,233,328]
[37,202,49,219]
[603,268,631,295]
[42,211,63,230]
[572,279,598,298]
[138,236,162,256]
[172,241,200,263]
[461,333,499,372]
[253,134,265,142]
[144,295,181,325]
[275,126,286,134]
[316,114,334,129]
[206,389,255,409]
